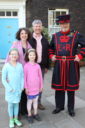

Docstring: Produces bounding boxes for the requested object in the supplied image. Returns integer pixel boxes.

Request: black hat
[56,14,70,23]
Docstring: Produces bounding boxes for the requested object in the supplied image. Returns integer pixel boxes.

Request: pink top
[5,41,31,66]
[24,62,43,95]
[33,33,42,63]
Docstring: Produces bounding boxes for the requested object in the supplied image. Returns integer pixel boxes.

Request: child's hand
[25,89,29,95]
[10,89,14,92]
[40,88,43,92]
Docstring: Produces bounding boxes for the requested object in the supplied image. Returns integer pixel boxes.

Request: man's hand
[45,68,48,73]
[51,55,56,61]
[40,88,43,92]
[74,55,80,62]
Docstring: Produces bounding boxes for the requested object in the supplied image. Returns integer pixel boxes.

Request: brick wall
[26,0,85,35]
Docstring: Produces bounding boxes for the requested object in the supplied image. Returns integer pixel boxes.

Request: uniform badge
[60,35,70,43]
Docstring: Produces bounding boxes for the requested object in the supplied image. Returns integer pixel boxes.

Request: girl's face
[20,30,28,41]
[28,51,36,62]
[9,50,19,62]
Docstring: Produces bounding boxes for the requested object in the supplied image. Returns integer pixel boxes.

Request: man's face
[60,23,70,32]
[33,24,42,34]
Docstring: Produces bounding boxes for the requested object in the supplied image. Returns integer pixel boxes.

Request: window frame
[48,9,69,36]
[0,10,18,18]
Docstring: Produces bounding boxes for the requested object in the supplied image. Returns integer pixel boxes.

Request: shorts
[27,93,39,100]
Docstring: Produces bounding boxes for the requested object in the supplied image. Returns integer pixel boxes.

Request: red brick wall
[26,0,85,36]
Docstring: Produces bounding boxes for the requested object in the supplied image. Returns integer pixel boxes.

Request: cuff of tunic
[49,54,54,59]
[77,54,83,60]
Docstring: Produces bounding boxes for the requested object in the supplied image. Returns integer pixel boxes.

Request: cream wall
[0,0,26,27]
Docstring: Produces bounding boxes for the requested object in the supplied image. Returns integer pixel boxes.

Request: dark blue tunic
[49,30,85,91]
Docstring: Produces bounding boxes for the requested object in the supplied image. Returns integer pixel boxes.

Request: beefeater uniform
[49,15,85,111]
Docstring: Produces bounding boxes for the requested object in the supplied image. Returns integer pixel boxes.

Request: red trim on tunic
[49,54,54,59]
[52,83,62,86]
[71,31,78,56]
[60,29,70,34]
[49,52,55,54]
[52,83,79,87]
[60,60,62,85]
[60,35,70,43]
[75,61,79,83]
[56,56,75,60]
[67,84,79,87]
[66,88,79,91]
[67,60,70,86]
[49,49,54,51]
[52,87,79,91]
[81,48,85,49]
[77,54,83,60]
[80,51,85,54]
[59,20,70,24]
[54,33,58,55]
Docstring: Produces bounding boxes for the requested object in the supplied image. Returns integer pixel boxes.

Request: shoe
[33,114,42,121]
[68,110,75,117]
[38,104,45,110]
[52,108,64,114]
[14,118,22,126]
[28,116,34,123]
[9,119,14,128]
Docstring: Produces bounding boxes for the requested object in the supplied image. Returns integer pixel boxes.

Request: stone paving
[0,64,85,128]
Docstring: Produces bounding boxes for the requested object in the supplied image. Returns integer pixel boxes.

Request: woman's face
[9,50,19,62]
[20,30,28,41]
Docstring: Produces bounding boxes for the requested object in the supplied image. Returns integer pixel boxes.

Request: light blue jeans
[8,103,19,117]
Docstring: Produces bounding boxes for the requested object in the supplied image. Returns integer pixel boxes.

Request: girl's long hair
[25,48,38,62]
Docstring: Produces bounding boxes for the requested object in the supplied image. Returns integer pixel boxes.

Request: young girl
[2,48,24,128]
[24,48,43,123]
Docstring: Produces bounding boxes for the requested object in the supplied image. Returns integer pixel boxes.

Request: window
[0,10,18,17]
[6,11,11,16]
[0,11,5,16]
[48,9,69,36]
[12,11,18,16]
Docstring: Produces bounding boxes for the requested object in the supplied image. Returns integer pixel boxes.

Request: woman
[6,28,32,116]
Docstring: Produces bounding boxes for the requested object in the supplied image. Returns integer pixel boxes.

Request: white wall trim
[0,0,26,28]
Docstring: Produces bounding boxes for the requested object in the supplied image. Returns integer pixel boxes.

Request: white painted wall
[0,0,26,27]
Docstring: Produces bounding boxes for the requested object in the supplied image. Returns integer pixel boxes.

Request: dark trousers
[38,68,45,104]
[55,90,75,111]
[19,89,28,115]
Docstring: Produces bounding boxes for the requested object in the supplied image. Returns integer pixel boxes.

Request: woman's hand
[25,89,29,95]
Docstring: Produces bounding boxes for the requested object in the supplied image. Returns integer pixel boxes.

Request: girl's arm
[24,65,29,95]
[20,64,24,91]
[24,65,28,89]
[2,64,13,92]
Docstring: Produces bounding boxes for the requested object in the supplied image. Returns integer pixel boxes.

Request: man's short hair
[32,20,42,26]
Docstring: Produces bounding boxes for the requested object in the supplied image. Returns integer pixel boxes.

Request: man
[49,14,85,117]
[29,20,49,110]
